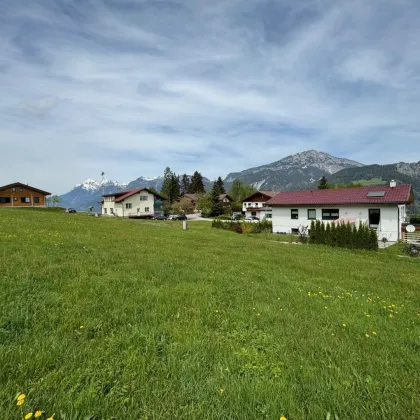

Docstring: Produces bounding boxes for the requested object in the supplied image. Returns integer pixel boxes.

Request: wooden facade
[0,182,51,208]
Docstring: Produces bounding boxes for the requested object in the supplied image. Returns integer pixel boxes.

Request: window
[19,187,24,192]
[247,203,252,207]
[265,214,272,219]
[33,197,40,203]
[110,208,114,214]
[14,197,18,201]
[322,209,339,220]
[0,197,11,203]
[21,197,30,203]
[308,209,316,220]
[291,209,299,219]
[12,187,16,192]
[251,211,257,216]
[140,195,148,201]
[126,203,132,209]
[145,207,150,213]
[104,208,107,214]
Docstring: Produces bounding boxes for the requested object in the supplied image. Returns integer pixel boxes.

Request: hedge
[310,220,378,251]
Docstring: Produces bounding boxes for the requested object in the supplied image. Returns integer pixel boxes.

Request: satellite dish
[406,224,416,233]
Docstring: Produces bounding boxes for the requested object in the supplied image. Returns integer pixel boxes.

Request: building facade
[102,188,165,218]
[0,182,50,208]
[242,191,277,219]
[266,183,414,243]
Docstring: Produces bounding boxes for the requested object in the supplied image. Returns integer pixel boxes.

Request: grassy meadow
[0,209,419,419]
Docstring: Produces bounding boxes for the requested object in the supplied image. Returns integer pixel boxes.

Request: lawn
[0,209,419,420]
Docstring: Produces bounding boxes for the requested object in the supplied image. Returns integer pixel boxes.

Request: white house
[242,191,277,219]
[266,182,414,243]
[102,188,165,218]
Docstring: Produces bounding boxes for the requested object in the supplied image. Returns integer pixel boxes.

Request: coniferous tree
[310,220,316,244]
[188,171,206,194]
[214,176,226,195]
[210,181,223,216]
[369,229,379,251]
[351,224,358,249]
[161,167,180,203]
[318,176,329,190]
[331,222,337,247]
[325,223,332,246]
[180,174,190,195]
[320,221,326,244]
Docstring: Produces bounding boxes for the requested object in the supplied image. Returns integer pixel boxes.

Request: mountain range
[59,150,420,212]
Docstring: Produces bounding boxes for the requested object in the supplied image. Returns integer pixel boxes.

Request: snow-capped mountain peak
[74,179,128,192]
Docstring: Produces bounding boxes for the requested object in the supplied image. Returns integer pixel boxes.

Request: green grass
[0,209,419,420]
[355,178,387,186]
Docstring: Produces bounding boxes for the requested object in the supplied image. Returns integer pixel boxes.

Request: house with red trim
[102,188,166,218]
[242,191,277,220]
[266,181,414,243]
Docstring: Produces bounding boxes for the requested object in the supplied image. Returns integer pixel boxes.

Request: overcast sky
[1,0,419,194]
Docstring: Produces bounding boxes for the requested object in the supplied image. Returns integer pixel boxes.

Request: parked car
[177,215,188,221]
[153,215,167,220]
[167,215,177,220]
[231,213,244,221]
[66,208,77,213]
[245,216,259,222]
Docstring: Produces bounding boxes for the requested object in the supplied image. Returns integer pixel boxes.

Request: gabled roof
[219,193,234,201]
[0,182,51,195]
[182,193,198,201]
[267,184,413,206]
[242,190,278,202]
[103,188,166,202]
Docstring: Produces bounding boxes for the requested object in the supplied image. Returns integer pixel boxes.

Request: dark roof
[267,184,413,206]
[182,193,198,201]
[242,190,278,202]
[219,193,234,201]
[0,182,51,195]
[103,188,166,202]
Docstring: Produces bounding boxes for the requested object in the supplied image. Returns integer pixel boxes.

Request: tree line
[159,167,256,217]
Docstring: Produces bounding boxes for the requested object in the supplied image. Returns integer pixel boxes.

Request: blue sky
[1,0,419,194]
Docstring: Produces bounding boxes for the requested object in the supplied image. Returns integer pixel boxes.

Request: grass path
[0,209,419,419]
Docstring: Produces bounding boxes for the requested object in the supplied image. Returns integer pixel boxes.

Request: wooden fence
[401,224,420,244]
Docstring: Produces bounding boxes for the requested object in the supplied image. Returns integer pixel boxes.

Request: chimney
[390,180,396,188]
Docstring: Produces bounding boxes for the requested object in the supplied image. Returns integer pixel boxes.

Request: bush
[409,215,420,224]
[211,219,272,235]
[250,220,272,233]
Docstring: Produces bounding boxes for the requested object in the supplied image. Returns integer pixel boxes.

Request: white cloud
[0,0,419,193]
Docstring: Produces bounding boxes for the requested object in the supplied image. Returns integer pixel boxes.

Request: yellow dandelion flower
[219,388,225,393]
[35,411,43,418]
[18,394,26,401]
[17,399,25,406]
[280,417,288,420]
[80,325,85,329]
[342,323,347,327]
[25,413,33,419]
[365,333,370,338]
[372,331,377,335]
[47,418,54,420]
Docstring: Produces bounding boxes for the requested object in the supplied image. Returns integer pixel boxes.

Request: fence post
[183,220,188,230]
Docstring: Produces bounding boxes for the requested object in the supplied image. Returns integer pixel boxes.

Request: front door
[369,209,380,227]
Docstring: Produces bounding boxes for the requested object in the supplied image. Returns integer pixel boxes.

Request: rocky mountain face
[224,150,364,191]
[59,151,419,212]
[329,162,420,212]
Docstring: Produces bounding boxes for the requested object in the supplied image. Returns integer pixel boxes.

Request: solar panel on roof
[367,191,385,197]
